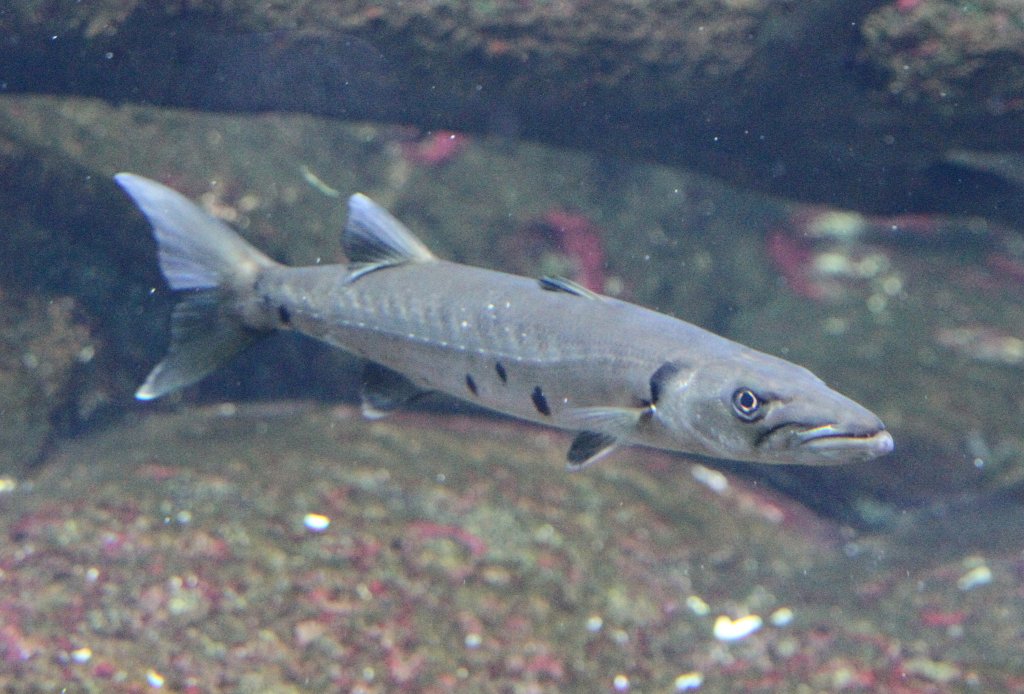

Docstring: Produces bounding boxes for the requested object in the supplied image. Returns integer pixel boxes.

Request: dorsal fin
[344,194,436,280]
[537,275,601,299]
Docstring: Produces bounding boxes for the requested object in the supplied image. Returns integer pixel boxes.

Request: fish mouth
[796,424,894,460]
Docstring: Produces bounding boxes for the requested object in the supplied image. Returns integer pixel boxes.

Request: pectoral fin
[359,362,431,419]
[564,405,650,433]
[567,431,619,470]
[563,405,650,470]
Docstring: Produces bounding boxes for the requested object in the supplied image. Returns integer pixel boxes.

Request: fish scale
[261,261,661,419]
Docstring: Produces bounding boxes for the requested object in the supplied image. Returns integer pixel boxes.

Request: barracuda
[117,173,893,468]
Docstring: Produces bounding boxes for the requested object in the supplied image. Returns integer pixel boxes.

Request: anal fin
[359,362,431,419]
[567,431,618,470]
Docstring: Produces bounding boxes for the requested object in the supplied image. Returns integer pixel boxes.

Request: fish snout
[795,415,893,462]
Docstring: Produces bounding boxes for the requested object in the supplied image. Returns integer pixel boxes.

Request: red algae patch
[0,404,1022,690]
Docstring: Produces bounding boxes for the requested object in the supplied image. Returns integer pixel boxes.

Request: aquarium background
[1,0,1023,690]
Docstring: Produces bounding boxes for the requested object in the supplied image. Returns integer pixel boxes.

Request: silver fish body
[117,173,893,467]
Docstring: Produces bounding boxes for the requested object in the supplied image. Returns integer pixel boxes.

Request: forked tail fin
[116,173,277,400]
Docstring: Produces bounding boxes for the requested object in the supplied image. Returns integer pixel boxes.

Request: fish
[116,173,894,468]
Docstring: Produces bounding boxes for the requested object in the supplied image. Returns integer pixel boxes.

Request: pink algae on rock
[0,404,1021,691]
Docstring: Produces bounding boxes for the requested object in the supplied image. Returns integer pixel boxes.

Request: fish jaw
[750,407,894,465]
[735,359,895,465]
[790,424,894,464]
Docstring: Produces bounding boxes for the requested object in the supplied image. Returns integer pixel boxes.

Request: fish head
[652,353,893,465]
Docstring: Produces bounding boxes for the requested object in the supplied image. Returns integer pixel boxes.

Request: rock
[1,0,1022,220]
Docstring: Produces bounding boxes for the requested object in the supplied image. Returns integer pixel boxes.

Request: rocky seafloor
[1,403,1022,692]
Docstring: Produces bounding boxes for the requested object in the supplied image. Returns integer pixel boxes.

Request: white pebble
[957,565,992,590]
[585,614,604,632]
[690,465,729,493]
[686,595,710,616]
[769,607,794,627]
[146,669,165,688]
[613,674,630,691]
[713,614,763,641]
[303,513,331,532]
[674,671,704,691]
[70,647,92,663]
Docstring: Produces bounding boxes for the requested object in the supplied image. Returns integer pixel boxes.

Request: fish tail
[115,173,277,400]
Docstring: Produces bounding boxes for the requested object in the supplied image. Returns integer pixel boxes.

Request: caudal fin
[116,173,276,400]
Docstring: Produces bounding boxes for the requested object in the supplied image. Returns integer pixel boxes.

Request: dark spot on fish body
[277,305,292,325]
[495,361,508,383]
[465,373,478,396]
[531,386,551,416]
[649,361,682,405]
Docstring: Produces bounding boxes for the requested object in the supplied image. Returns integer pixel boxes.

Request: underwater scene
[1,0,1024,691]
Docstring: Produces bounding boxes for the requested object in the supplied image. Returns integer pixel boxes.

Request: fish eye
[731,388,763,422]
